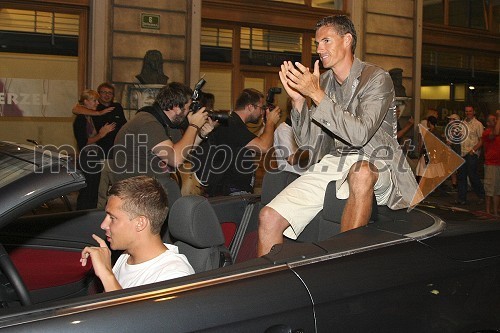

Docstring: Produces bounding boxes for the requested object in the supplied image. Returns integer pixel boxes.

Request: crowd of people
[71,14,498,292]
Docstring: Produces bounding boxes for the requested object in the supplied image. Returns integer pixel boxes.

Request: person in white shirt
[454,105,485,205]
[81,176,194,292]
[273,116,310,175]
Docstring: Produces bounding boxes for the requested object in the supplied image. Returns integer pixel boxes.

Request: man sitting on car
[81,176,194,292]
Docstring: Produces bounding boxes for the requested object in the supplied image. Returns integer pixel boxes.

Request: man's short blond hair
[108,176,169,234]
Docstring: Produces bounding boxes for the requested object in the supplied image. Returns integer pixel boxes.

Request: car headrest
[155,174,181,207]
[169,195,225,248]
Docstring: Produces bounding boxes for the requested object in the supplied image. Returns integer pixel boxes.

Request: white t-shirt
[461,117,484,156]
[273,122,306,175]
[112,243,195,289]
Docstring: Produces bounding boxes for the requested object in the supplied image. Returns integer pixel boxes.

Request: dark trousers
[457,154,485,202]
[76,152,103,210]
[77,171,101,210]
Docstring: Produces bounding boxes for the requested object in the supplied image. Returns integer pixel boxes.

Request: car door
[0,209,105,304]
[0,260,316,332]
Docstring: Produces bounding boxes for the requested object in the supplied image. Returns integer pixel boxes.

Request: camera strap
[137,103,179,136]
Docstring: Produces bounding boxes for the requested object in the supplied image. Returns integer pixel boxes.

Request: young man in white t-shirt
[81,176,194,292]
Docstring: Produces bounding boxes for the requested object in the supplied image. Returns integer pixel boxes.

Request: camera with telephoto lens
[266,87,282,110]
[190,78,231,125]
[263,87,281,122]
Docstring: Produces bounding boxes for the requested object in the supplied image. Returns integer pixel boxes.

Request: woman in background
[73,89,116,209]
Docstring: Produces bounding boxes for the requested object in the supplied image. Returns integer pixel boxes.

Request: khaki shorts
[267,154,392,239]
[484,165,500,196]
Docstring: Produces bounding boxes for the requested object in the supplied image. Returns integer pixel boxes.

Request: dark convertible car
[0,140,499,332]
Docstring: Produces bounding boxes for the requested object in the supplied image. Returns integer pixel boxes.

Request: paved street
[418,178,498,222]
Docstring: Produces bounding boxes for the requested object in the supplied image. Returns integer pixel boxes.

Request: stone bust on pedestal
[136,50,169,85]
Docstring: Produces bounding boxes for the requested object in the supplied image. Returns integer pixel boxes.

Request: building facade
[0,0,498,147]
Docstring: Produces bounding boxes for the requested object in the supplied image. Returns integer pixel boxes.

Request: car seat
[168,195,232,273]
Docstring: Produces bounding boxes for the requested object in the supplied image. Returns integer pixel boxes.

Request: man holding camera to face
[104,82,216,191]
[191,88,280,196]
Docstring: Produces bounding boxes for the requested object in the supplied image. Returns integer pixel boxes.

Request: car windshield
[0,144,39,188]
[0,142,75,189]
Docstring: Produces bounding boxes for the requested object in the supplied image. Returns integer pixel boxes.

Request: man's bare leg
[257,207,291,257]
[341,161,378,232]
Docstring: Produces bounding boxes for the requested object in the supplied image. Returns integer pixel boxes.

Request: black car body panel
[294,236,500,331]
[420,220,500,261]
[0,267,316,332]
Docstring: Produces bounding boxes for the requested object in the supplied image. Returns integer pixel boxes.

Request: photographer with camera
[191,88,281,196]
[103,82,216,194]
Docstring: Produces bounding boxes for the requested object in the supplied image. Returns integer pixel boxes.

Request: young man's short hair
[97,82,115,94]
[108,176,169,234]
[316,15,357,54]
